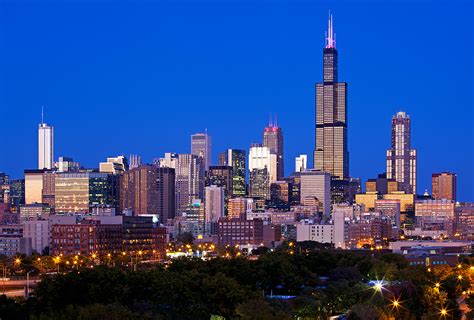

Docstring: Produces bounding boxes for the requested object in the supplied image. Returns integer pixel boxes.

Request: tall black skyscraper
[314,14,349,180]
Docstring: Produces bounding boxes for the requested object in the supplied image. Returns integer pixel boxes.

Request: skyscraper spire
[325,11,336,49]
[41,106,44,124]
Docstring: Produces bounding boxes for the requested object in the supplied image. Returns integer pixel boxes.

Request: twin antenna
[268,113,278,127]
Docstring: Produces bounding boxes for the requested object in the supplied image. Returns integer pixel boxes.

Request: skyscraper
[263,120,284,179]
[314,14,349,180]
[386,111,417,194]
[175,154,205,214]
[120,165,175,221]
[300,170,331,217]
[191,132,212,171]
[204,185,224,234]
[221,149,246,197]
[248,144,277,200]
[38,110,54,170]
[432,172,456,201]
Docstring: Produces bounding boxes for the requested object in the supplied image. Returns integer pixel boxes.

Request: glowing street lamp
[440,308,448,317]
[371,280,384,293]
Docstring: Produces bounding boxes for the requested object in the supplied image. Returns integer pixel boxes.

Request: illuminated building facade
[386,111,417,194]
[314,14,349,180]
[432,172,456,201]
[263,122,284,179]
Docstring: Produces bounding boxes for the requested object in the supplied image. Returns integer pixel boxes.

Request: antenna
[41,106,44,124]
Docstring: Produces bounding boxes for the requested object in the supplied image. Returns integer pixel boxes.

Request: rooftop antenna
[325,11,336,49]
[41,106,44,124]
[275,113,278,127]
[269,113,273,127]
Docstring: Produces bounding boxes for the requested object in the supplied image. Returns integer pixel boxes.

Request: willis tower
[313,14,349,180]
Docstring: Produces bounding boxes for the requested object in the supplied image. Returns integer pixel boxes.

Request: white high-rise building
[295,154,307,173]
[191,132,212,171]
[248,145,277,183]
[38,114,54,170]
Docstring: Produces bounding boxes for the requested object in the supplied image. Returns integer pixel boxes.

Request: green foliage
[0,249,465,319]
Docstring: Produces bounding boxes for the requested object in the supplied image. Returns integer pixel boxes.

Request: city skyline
[1,2,472,200]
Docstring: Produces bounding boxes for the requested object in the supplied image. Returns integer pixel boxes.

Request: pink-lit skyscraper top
[325,13,336,49]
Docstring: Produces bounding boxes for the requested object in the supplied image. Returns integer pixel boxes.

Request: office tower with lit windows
[314,14,349,180]
[220,149,246,197]
[38,114,54,170]
[206,166,233,212]
[432,172,456,201]
[9,179,25,209]
[55,172,119,213]
[248,144,277,200]
[386,111,417,194]
[175,154,205,214]
[263,122,284,179]
[191,132,212,171]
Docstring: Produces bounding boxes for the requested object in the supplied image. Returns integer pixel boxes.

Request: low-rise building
[217,218,263,247]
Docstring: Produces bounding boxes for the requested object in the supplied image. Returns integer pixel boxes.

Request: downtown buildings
[0,13,471,260]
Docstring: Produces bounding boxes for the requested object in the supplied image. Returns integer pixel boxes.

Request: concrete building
[23,220,49,254]
[432,172,457,201]
[120,165,169,218]
[175,154,205,214]
[24,170,45,204]
[365,173,398,194]
[0,225,31,256]
[297,223,334,244]
[299,170,331,217]
[158,153,178,169]
[415,199,455,235]
[20,203,51,222]
[217,218,264,247]
[375,199,401,228]
[295,155,307,173]
[56,156,80,173]
[228,197,251,219]
[99,155,128,174]
[205,185,224,234]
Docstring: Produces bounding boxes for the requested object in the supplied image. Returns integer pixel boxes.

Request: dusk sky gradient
[1,1,473,200]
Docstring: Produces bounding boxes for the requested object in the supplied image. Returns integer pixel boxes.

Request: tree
[176,232,195,245]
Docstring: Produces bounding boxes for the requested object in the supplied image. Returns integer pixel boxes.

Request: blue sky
[1,0,472,200]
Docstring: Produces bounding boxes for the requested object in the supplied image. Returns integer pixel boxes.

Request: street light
[440,308,448,317]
